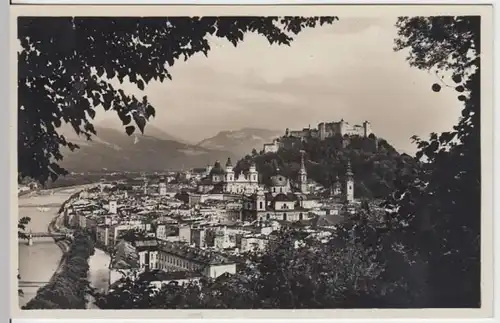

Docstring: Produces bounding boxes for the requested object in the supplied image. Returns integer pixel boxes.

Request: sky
[95,16,463,155]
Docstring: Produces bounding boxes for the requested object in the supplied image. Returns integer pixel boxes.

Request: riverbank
[23,231,96,309]
[46,212,70,282]
[45,184,98,282]
[18,193,65,307]
[18,184,99,308]
[47,184,111,309]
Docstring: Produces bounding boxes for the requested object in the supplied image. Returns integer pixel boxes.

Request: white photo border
[4,1,498,322]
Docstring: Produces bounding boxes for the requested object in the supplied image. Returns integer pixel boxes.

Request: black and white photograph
[13,4,493,316]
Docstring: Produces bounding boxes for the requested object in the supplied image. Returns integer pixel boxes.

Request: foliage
[384,16,481,307]
[93,227,419,309]
[23,231,96,309]
[18,16,338,185]
[235,134,417,198]
[174,191,190,204]
[18,215,32,297]
[18,216,31,240]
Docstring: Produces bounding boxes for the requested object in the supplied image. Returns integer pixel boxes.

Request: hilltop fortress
[263,119,375,153]
[288,119,372,140]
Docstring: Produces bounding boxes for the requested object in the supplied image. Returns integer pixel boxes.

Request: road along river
[17,185,96,308]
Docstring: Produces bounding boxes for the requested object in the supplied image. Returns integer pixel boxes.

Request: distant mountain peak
[95,119,191,144]
[197,128,282,158]
[59,125,236,173]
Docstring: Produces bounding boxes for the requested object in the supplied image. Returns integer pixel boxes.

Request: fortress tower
[363,121,372,137]
[318,122,326,140]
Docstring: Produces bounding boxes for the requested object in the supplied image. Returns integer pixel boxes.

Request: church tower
[158,177,167,196]
[345,160,354,203]
[332,175,342,196]
[298,151,308,194]
[256,187,266,212]
[143,178,148,195]
[249,161,258,183]
[225,157,234,182]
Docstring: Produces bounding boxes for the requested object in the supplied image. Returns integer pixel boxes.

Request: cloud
[93,16,463,154]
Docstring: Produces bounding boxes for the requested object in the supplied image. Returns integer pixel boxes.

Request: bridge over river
[21,232,72,246]
[19,280,51,288]
[17,186,89,308]
[18,183,100,308]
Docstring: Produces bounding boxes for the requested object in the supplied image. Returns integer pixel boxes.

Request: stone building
[197,158,260,194]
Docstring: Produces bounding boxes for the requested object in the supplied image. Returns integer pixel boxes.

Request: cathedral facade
[197,158,260,194]
[241,153,356,223]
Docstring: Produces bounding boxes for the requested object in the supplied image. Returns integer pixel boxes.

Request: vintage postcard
[10,3,494,319]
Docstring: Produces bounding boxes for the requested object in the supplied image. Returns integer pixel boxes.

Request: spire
[334,174,341,187]
[226,157,233,167]
[272,160,280,174]
[249,160,257,171]
[299,151,306,174]
[346,160,353,178]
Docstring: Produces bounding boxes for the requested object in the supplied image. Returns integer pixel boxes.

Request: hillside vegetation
[234,134,417,198]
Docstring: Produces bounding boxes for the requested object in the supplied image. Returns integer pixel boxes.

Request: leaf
[455,85,465,92]
[96,66,104,78]
[458,95,467,101]
[137,79,145,91]
[145,105,155,118]
[125,125,135,136]
[135,116,146,133]
[106,68,116,79]
[431,83,441,92]
[120,113,132,126]
[87,109,96,119]
[452,74,462,83]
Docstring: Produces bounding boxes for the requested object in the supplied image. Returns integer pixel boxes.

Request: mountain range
[58,124,280,173]
[196,128,282,157]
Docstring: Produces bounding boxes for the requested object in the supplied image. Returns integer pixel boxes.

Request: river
[17,185,111,309]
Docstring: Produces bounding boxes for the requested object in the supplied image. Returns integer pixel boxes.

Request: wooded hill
[234,134,417,199]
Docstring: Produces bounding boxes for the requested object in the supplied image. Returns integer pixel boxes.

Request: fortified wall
[262,120,375,153]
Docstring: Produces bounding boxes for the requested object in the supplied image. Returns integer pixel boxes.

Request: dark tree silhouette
[18,16,338,184]
[387,16,481,307]
[23,231,96,309]
[93,228,403,309]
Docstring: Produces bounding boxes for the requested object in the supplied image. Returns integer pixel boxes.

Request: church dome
[225,157,233,167]
[210,161,225,175]
[271,175,287,187]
